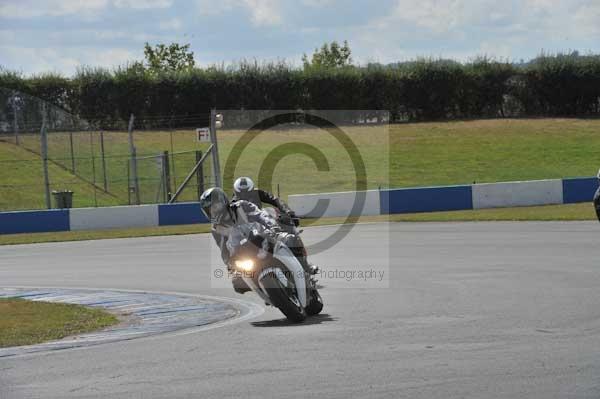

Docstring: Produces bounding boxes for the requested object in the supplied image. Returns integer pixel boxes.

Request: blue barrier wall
[158,203,208,225]
[1,177,597,235]
[0,209,70,234]
[380,185,473,214]
[562,177,599,204]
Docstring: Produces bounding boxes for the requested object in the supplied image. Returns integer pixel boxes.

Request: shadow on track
[251,313,337,327]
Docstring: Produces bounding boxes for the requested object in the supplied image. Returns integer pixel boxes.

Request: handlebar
[278,214,300,227]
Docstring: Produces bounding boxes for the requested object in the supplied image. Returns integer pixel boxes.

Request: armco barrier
[562,177,599,204]
[380,185,473,214]
[0,202,205,235]
[472,179,563,209]
[1,177,598,235]
[0,209,69,234]
[288,190,381,218]
[158,203,208,225]
[70,204,158,231]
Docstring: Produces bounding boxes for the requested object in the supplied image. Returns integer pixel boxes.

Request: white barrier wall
[472,179,563,209]
[4,177,595,235]
[288,190,381,218]
[70,204,159,231]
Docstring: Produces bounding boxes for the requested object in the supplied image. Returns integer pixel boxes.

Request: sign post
[210,109,222,188]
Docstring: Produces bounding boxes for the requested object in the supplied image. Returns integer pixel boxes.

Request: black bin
[52,190,74,209]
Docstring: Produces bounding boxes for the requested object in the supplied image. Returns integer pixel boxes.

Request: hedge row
[2,54,600,128]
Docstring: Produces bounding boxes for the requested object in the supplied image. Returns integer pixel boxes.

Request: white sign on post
[196,127,210,142]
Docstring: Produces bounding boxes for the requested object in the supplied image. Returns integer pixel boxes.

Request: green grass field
[0,140,119,210]
[0,298,118,348]
[2,118,599,212]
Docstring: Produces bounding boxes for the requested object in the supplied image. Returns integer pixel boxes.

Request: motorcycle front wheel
[262,274,306,323]
[305,287,323,316]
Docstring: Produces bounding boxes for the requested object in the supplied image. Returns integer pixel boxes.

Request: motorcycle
[227,221,323,323]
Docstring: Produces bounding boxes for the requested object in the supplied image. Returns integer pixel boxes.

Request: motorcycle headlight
[235,259,255,272]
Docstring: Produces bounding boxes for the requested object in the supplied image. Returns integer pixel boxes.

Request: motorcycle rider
[200,187,314,294]
[232,177,297,226]
[594,169,600,222]
[232,177,311,265]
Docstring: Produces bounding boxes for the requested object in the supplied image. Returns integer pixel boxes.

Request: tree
[302,40,353,69]
[143,42,195,72]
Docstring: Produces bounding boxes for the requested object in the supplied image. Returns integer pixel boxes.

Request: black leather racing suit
[232,189,292,215]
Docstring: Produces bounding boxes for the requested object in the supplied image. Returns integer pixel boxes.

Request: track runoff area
[1,221,600,398]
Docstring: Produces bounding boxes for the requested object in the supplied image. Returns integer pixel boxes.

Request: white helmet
[233,177,255,193]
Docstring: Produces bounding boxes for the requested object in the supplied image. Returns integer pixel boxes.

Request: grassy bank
[0,140,119,210]
[0,298,118,348]
[3,118,600,211]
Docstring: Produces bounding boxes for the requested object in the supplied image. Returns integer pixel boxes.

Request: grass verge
[0,298,118,348]
[303,202,597,224]
[0,224,213,245]
[0,202,595,246]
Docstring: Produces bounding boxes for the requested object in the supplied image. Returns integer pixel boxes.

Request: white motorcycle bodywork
[240,241,308,308]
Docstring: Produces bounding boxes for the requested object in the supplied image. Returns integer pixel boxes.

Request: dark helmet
[200,187,233,225]
[233,177,255,194]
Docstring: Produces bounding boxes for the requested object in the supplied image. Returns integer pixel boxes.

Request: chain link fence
[0,88,215,211]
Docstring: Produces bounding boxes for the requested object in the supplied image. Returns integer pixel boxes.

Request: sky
[1,0,599,76]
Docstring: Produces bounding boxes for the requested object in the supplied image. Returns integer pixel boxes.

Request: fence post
[210,109,222,187]
[163,151,172,203]
[12,93,19,146]
[169,129,177,189]
[69,131,75,172]
[90,130,98,207]
[40,103,51,209]
[196,150,204,200]
[127,114,140,205]
[100,130,108,192]
[127,161,131,205]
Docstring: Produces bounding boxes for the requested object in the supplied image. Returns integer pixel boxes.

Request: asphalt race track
[1,222,600,398]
